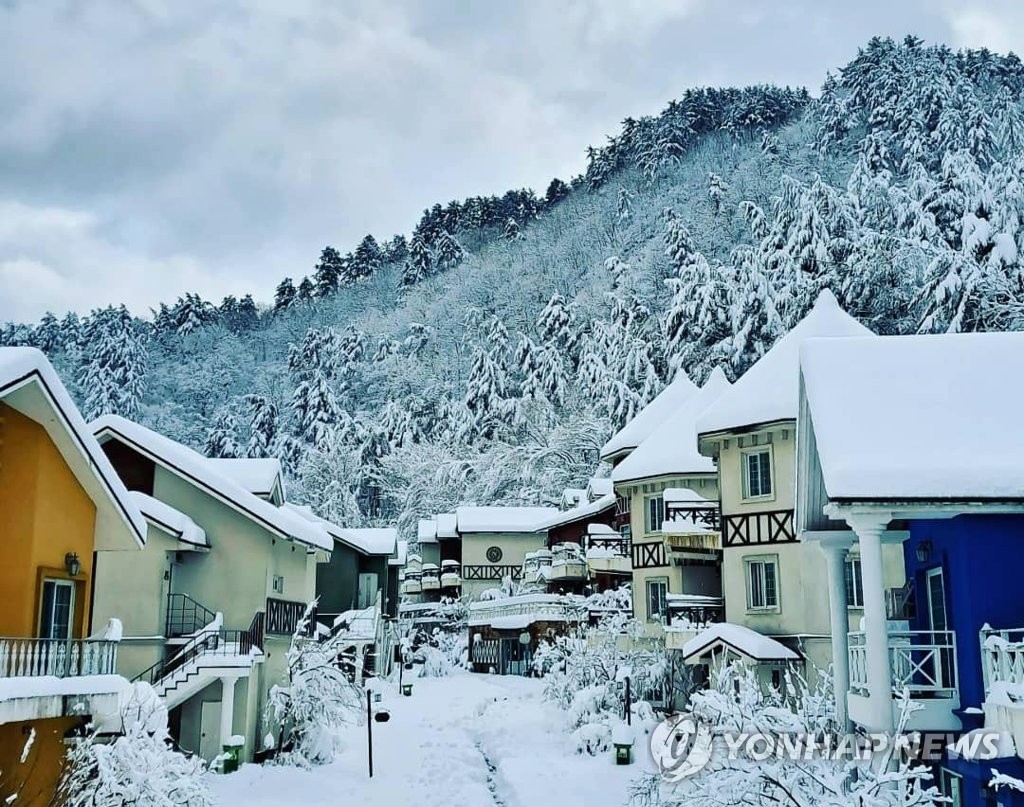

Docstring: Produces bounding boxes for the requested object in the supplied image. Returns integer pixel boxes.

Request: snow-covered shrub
[56,683,213,807]
[413,624,469,676]
[536,606,669,755]
[630,663,939,807]
[264,603,363,766]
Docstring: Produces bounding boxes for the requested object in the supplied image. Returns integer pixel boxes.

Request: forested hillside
[5,36,1024,538]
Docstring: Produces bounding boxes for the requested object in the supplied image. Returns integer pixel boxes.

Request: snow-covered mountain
[5,35,1024,537]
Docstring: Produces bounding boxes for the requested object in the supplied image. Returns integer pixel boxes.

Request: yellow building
[0,348,145,806]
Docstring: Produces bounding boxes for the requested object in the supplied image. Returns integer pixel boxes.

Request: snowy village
[4,8,1024,807]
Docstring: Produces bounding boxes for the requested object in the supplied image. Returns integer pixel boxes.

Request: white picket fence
[0,638,119,678]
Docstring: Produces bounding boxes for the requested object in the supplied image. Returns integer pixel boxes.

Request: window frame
[645,495,666,534]
[741,446,775,501]
[39,578,76,640]
[845,556,864,609]
[745,555,780,612]
[646,577,669,623]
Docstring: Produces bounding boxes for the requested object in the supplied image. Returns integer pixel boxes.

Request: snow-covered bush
[630,663,939,807]
[536,607,669,755]
[56,682,213,807]
[264,603,363,766]
[414,625,469,676]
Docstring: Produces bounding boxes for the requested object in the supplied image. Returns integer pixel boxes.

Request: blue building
[796,332,1024,807]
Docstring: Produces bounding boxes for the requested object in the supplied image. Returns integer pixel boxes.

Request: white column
[820,536,852,729]
[220,675,240,746]
[848,515,893,732]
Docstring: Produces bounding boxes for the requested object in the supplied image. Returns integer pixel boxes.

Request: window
[845,557,864,608]
[938,769,963,807]
[645,496,665,533]
[619,524,632,542]
[646,579,668,622]
[40,579,75,640]
[272,575,285,595]
[746,557,779,610]
[743,449,773,499]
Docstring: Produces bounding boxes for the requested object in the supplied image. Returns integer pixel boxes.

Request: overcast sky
[1,0,1023,322]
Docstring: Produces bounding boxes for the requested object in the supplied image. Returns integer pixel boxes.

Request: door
[199,701,221,761]
[40,579,75,639]
[358,573,378,609]
[925,567,953,689]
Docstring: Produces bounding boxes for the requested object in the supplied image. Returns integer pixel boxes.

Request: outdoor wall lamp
[65,552,82,576]
[915,541,932,563]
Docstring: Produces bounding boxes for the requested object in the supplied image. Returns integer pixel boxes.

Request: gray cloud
[0,0,1020,322]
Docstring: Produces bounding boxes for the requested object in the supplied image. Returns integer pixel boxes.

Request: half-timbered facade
[696,290,873,675]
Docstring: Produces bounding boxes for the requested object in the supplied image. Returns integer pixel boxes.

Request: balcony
[401,572,422,595]
[847,629,960,731]
[585,533,631,575]
[549,543,587,582]
[982,627,1024,693]
[0,638,119,679]
[0,637,123,724]
[468,594,587,629]
[440,560,461,589]
[421,564,441,592]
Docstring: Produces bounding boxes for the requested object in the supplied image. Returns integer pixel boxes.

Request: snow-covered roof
[586,477,614,499]
[535,493,615,531]
[612,368,732,483]
[697,290,872,437]
[801,333,1024,501]
[560,488,586,509]
[91,415,332,553]
[417,518,438,544]
[436,513,458,538]
[390,540,408,567]
[456,505,559,533]
[128,491,207,548]
[206,458,283,499]
[347,528,398,556]
[587,523,619,536]
[682,623,799,663]
[0,348,146,548]
[663,487,711,504]
[600,371,698,461]
[280,503,396,556]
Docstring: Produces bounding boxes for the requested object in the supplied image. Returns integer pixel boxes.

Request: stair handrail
[166,593,219,638]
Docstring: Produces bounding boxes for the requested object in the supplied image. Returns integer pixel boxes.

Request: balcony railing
[266,597,314,637]
[981,627,1024,696]
[665,502,720,531]
[849,630,958,697]
[0,638,119,679]
[468,594,587,627]
[586,535,630,557]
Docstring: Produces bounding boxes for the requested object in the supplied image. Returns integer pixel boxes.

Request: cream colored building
[694,290,904,682]
[90,415,333,765]
[603,370,732,634]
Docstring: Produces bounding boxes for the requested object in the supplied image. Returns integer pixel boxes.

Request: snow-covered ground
[213,672,647,806]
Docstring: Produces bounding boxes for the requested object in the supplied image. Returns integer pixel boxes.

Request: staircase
[136,608,265,710]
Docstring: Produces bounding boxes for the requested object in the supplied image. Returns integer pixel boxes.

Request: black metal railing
[666,600,724,628]
[166,593,218,638]
[135,611,265,688]
[586,535,631,557]
[666,502,720,530]
[265,597,314,637]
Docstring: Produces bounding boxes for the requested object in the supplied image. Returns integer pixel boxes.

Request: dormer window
[743,448,773,499]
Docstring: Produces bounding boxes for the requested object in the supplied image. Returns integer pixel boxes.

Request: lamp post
[366,689,373,778]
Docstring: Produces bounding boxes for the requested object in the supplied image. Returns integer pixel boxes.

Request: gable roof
[612,368,732,484]
[0,348,145,548]
[697,290,872,437]
[280,503,395,555]
[91,415,332,552]
[436,513,458,538]
[207,458,284,500]
[535,493,615,531]
[455,505,558,533]
[600,372,698,461]
[801,332,1024,501]
[682,623,799,663]
[128,491,207,548]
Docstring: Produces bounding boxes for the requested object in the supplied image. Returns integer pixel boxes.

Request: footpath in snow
[213,672,647,807]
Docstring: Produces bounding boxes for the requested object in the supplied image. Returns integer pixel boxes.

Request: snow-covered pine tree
[204,410,240,458]
[274,278,297,311]
[77,306,147,420]
[433,229,466,270]
[401,233,433,286]
[245,394,279,459]
[503,217,522,241]
[707,172,729,214]
[313,246,345,297]
[617,187,633,221]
